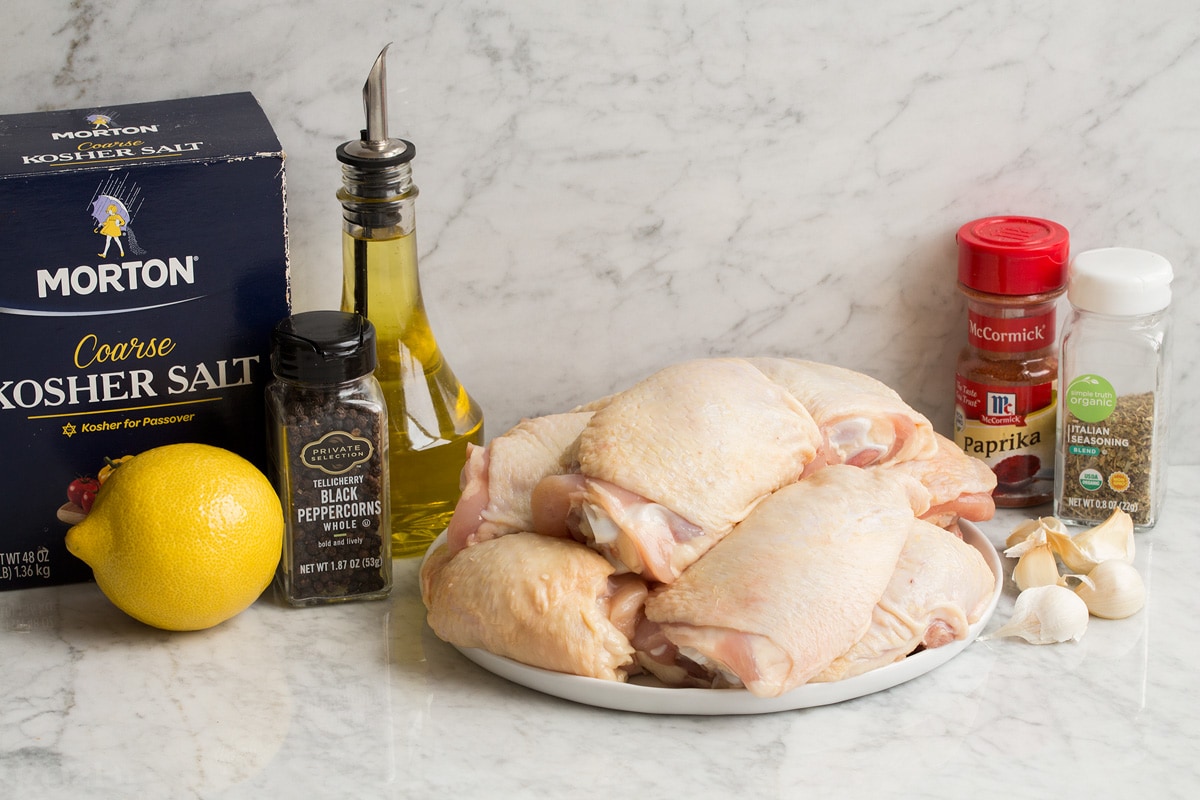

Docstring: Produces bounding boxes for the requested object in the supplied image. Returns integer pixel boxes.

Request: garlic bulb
[982,585,1089,644]
[1073,559,1146,620]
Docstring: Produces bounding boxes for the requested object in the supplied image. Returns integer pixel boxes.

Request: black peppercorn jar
[267,311,392,606]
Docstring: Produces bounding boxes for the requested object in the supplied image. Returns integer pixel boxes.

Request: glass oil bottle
[337,45,484,558]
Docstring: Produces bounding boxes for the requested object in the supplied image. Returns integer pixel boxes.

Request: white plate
[423,520,1002,715]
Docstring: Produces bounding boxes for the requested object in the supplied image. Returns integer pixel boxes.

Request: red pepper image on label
[993,454,1041,488]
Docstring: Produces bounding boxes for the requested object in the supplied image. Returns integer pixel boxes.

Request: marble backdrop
[4,0,1196,459]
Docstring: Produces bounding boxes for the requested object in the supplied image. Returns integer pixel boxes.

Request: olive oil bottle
[337,46,484,558]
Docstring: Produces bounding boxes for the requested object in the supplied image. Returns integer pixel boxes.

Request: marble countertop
[4,467,1197,799]
[3,1,1199,796]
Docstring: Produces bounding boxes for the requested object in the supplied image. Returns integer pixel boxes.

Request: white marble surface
[3,1,1199,797]
[1,470,1196,799]
[3,0,1196,453]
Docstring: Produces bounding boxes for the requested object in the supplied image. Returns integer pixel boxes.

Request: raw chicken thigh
[746,357,938,470]
[639,465,931,697]
[445,412,591,554]
[420,532,647,682]
[564,358,822,583]
[812,518,996,682]
[424,356,998,695]
[878,432,997,533]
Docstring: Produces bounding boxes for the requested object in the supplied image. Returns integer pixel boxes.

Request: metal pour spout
[363,44,390,149]
[337,43,413,165]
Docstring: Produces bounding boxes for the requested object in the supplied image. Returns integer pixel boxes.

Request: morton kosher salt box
[0,92,290,591]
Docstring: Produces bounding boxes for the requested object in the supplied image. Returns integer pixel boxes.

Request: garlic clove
[1048,509,1135,575]
[1011,544,1062,591]
[981,585,1089,645]
[1003,517,1067,590]
[1073,559,1146,620]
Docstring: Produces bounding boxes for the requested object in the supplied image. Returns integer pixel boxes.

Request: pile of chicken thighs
[420,358,997,698]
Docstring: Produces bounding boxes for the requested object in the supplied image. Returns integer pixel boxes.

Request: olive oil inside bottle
[340,227,484,558]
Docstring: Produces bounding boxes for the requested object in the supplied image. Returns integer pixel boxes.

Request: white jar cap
[1068,247,1173,315]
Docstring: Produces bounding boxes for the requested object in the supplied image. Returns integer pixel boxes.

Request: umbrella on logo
[86,113,111,127]
[91,194,130,228]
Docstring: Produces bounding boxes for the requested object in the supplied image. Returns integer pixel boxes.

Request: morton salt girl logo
[86,112,115,129]
[89,175,147,258]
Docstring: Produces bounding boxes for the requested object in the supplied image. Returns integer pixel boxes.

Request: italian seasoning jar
[953,216,1069,507]
[267,311,392,606]
[1054,248,1173,529]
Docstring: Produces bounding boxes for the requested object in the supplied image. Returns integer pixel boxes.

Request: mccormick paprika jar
[953,216,1069,507]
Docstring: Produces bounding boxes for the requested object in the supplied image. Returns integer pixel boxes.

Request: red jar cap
[957,216,1070,296]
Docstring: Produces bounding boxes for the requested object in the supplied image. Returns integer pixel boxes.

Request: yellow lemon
[65,443,283,631]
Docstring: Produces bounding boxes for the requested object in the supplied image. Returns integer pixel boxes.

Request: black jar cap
[271,311,377,384]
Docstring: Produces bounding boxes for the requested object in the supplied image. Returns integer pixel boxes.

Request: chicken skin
[640,465,930,697]
[421,532,647,682]
[569,358,822,583]
[813,518,995,682]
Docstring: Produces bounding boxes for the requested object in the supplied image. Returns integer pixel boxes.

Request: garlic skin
[1053,509,1136,574]
[1005,516,1067,550]
[1073,559,1146,620]
[983,585,1089,645]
